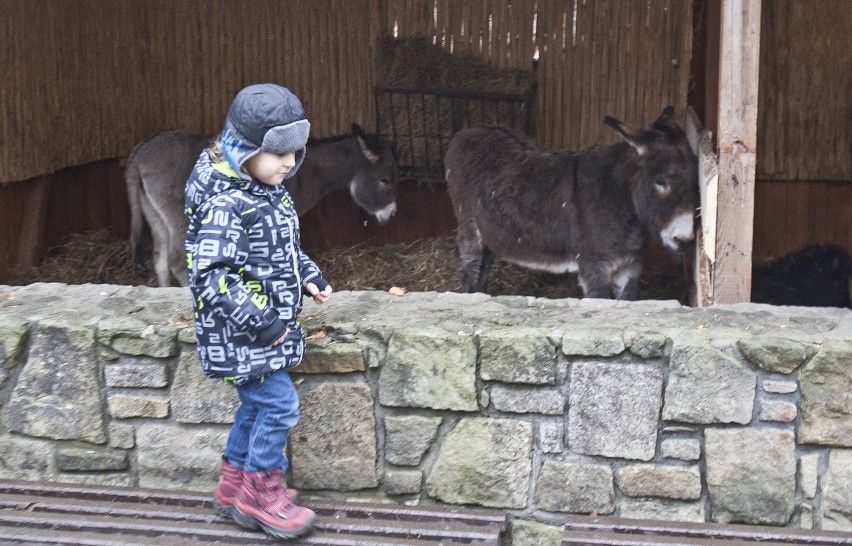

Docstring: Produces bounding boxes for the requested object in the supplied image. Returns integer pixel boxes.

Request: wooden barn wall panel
[2,0,691,184]
[757,0,852,181]
[382,0,693,151]
[0,0,378,184]
[753,180,852,261]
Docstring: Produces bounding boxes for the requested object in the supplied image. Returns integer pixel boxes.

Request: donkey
[126,124,398,287]
[445,106,698,299]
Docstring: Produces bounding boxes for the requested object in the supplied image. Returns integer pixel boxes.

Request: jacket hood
[221,83,310,181]
[184,151,290,224]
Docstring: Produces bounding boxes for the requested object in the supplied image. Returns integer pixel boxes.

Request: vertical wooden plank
[713,0,760,304]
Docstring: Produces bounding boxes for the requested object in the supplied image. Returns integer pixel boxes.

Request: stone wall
[0,283,850,542]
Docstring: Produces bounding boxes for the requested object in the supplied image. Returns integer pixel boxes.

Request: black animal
[752,244,852,308]
[126,124,398,287]
[445,106,698,299]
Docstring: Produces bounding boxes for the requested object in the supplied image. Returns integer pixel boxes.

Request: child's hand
[272,328,291,347]
[306,282,333,304]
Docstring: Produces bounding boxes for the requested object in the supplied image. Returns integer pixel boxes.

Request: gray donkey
[445,107,698,299]
[126,124,398,287]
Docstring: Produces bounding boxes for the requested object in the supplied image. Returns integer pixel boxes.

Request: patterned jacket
[184,151,327,384]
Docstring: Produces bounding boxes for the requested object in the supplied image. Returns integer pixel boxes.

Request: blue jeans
[224,368,300,473]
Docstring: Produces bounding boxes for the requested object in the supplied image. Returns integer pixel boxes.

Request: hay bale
[376,36,535,93]
[375,37,536,181]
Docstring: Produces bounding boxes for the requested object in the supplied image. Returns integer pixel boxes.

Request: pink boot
[213,459,299,519]
[232,469,316,539]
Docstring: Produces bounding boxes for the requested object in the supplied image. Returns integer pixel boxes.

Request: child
[184,83,332,540]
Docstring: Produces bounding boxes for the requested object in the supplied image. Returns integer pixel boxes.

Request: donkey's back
[126,131,211,284]
[445,107,698,299]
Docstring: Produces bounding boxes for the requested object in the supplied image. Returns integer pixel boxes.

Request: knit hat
[221,83,311,181]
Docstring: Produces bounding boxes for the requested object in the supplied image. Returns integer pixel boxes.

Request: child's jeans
[224,368,300,473]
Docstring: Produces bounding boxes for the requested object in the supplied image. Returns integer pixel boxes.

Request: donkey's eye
[654,180,671,194]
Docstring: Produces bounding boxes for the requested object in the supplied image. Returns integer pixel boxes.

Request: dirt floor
[8,230,691,303]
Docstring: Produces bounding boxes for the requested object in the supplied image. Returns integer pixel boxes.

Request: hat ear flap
[285,147,306,179]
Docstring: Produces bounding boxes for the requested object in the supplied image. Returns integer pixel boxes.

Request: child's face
[244,151,297,186]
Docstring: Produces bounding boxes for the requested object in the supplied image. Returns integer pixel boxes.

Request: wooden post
[713,0,761,304]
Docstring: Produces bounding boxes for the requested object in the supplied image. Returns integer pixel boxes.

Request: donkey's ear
[604,116,653,155]
[652,106,681,134]
[353,124,380,163]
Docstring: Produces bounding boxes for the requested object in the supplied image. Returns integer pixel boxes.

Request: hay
[8,230,155,287]
[376,36,535,93]
[8,231,689,303]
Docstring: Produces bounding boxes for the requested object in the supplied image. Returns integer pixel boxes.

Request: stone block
[490,385,565,415]
[104,360,169,388]
[511,519,563,546]
[379,328,477,411]
[799,340,852,446]
[2,320,106,443]
[383,469,422,495]
[620,499,705,522]
[737,337,817,374]
[479,329,557,385]
[297,341,366,374]
[660,438,700,461]
[822,449,852,531]
[427,418,532,509]
[108,423,135,449]
[535,460,614,514]
[663,341,755,425]
[56,446,128,472]
[568,361,663,460]
[108,394,170,419]
[0,316,28,390]
[561,329,625,357]
[136,424,227,491]
[539,422,564,454]
[290,382,378,490]
[617,464,701,500]
[760,400,797,423]
[98,317,178,358]
[763,379,797,394]
[170,348,238,424]
[705,428,796,525]
[0,435,51,480]
[624,331,668,359]
[798,452,819,499]
[384,415,442,466]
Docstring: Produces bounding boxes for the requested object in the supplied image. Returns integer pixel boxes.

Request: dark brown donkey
[445,107,698,299]
[126,124,398,287]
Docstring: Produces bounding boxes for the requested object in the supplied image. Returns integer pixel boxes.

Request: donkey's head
[604,106,698,253]
[350,123,398,224]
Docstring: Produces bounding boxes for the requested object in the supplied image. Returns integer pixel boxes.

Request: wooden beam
[713,0,761,304]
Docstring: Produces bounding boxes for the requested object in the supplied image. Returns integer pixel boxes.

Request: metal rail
[0,480,506,545]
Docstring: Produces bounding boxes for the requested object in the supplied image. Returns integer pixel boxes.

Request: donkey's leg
[612,258,643,300]
[457,225,489,293]
[475,247,495,293]
[169,242,189,287]
[577,260,615,299]
[140,194,172,287]
[151,241,171,288]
